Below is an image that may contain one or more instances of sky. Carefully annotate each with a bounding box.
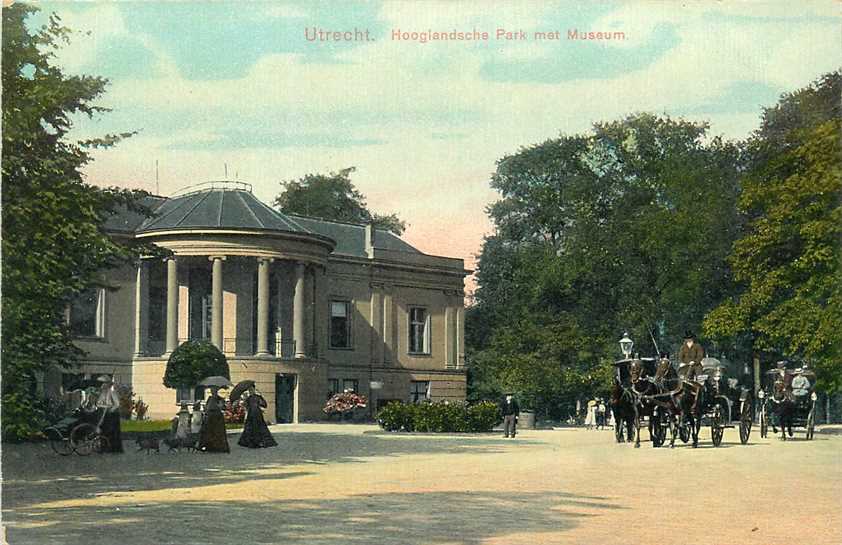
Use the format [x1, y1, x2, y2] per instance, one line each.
[33, 0, 841, 296]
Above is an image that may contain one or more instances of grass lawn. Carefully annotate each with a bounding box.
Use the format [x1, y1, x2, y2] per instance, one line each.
[121, 419, 243, 433]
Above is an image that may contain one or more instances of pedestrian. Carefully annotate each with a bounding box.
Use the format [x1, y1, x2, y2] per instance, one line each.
[198, 386, 229, 453]
[174, 403, 191, 440]
[237, 386, 277, 448]
[597, 398, 607, 430]
[500, 393, 519, 438]
[190, 400, 204, 437]
[96, 375, 123, 453]
[585, 398, 597, 430]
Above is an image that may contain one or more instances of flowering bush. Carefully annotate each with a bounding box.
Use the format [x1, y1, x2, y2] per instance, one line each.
[377, 400, 500, 433]
[323, 392, 368, 414]
[116, 384, 135, 419]
[133, 398, 149, 420]
[223, 400, 246, 423]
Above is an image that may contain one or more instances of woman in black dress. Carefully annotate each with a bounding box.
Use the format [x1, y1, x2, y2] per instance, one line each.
[238, 386, 277, 448]
[96, 376, 123, 453]
[198, 386, 229, 453]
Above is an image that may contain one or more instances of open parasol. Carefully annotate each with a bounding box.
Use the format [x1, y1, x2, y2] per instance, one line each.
[198, 375, 232, 388]
[229, 379, 256, 402]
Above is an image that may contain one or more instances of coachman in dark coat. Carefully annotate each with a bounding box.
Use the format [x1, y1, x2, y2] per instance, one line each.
[678, 331, 705, 381]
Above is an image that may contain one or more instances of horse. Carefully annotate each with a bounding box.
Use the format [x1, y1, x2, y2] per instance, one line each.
[771, 378, 795, 440]
[675, 364, 704, 448]
[610, 381, 636, 443]
[629, 358, 678, 448]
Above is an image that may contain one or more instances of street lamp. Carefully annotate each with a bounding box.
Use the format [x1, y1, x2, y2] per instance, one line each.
[619, 332, 634, 358]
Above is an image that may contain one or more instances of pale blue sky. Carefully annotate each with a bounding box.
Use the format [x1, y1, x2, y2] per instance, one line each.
[31, 1, 842, 286]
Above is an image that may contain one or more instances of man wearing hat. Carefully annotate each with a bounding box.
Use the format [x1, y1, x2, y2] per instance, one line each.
[678, 331, 705, 382]
[500, 393, 520, 438]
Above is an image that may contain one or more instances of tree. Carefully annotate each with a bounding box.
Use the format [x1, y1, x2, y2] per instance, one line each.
[1, 5, 151, 440]
[163, 341, 230, 390]
[469, 114, 742, 417]
[704, 71, 842, 393]
[274, 166, 407, 234]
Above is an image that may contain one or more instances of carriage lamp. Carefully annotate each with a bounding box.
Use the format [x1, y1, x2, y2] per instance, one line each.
[811, 392, 818, 401]
[758, 389, 765, 399]
[619, 332, 634, 358]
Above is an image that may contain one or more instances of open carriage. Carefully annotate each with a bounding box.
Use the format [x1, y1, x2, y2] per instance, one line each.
[758, 364, 817, 440]
[691, 358, 754, 447]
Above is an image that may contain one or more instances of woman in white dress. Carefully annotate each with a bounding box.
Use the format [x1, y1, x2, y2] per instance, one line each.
[584, 398, 597, 430]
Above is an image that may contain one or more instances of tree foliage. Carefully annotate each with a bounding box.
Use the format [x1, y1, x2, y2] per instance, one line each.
[273, 166, 407, 234]
[1, 5, 152, 440]
[163, 341, 230, 389]
[469, 113, 742, 417]
[704, 71, 842, 393]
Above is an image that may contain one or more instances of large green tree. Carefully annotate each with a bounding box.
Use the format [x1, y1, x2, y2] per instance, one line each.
[2, 5, 151, 440]
[704, 71, 842, 393]
[469, 114, 742, 416]
[273, 166, 407, 234]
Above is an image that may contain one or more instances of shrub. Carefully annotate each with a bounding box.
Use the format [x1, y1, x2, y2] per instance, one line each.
[116, 384, 134, 419]
[377, 400, 501, 433]
[163, 340, 229, 390]
[133, 398, 149, 420]
[2, 392, 47, 442]
[223, 400, 245, 424]
[323, 392, 368, 414]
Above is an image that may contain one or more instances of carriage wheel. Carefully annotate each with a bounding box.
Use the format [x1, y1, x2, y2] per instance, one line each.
[92, 435, 110, 454]
[69, 423, 98, 456]
[739, 401, 752, 445]
[711, 405, 724, 447]
[760, 405, 768, 439]
[806, 402, 816, 440]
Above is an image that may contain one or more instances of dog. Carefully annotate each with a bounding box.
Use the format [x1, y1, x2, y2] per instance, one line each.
[163, 435, 199, 453]
[135, 436, 160, 454]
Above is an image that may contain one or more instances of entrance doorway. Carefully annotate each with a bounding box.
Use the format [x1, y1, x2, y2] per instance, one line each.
[275, 374, 296, 423]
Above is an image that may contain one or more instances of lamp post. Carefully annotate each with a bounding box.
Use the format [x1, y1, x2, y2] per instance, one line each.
[619, 332, 634, 358]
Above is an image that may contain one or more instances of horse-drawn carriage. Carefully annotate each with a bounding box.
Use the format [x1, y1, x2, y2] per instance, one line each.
[758, 364, 817, 440]
[611, 355, 752, 448]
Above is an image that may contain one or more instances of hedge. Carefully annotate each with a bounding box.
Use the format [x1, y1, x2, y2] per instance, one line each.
[377, 400, 500, 433]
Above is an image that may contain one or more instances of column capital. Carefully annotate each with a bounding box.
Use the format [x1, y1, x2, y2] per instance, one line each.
[208, 255, 227, 262]
[256, 256, 275, 264]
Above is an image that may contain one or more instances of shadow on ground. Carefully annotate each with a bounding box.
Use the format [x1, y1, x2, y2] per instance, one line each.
[4, 489, 620, 545]
[2, 430, 539, 510]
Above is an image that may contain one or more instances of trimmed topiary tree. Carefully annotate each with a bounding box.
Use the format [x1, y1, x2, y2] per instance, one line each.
[163, 340, 229, 390]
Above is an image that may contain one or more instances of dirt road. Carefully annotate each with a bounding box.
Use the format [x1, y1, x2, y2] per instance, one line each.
[2, 424, 839, 544]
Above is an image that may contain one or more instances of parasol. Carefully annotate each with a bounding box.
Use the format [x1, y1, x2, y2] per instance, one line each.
[229, 379, 256, 402]
[198, 375, 232, 388]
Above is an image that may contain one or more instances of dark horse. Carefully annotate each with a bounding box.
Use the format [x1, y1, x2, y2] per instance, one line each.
[771, 378, 796, 440]
[610, 362, 636, 443]
[675, 364, 705, 447]
[629, 358, 685, 448]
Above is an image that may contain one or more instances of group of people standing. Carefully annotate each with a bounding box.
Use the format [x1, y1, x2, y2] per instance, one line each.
[583, 398, 610, 430]
[176, 384, 278, 453]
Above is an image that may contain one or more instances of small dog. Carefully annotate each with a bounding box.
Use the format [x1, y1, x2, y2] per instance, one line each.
[135, 437, 160, 454]
[163, 435, 199, 453]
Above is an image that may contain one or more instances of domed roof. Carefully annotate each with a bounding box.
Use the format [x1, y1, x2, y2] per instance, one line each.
[137, 183, 317, 237]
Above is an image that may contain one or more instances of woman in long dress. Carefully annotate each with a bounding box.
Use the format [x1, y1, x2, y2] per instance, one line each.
[198, 387, 229, 453]
[238, 386, 277, 448]
[584, 398, 597, 430]
[96, 376, 123, 453]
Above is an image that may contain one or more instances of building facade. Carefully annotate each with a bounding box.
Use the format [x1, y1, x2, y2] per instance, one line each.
[59, 182, 469, 422]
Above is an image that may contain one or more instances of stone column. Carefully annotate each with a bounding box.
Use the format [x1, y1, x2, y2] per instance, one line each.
[310, 266, 320, 359]
[370, 284, 383, 364]
[210, 256, 225, 350]
[444, 305, 455, 368]
[256, 257, 273, 356]
[165, 257, 179, 353]
[383, 286, 394, 364]
[133, 261, 149, 356]
[293, 262, 306, 358]
[456, 304, 465, 368]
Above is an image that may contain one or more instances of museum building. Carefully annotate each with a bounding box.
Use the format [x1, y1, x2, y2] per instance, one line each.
[60, 182, 469, 422]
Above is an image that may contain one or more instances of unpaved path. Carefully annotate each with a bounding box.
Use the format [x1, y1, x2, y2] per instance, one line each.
[2, 424, 840, 544]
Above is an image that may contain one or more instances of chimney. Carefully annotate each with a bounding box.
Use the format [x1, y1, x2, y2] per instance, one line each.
[365, 223, 375, 258]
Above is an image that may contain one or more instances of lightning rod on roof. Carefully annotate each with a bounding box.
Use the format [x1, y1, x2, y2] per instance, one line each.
[224, 163, 228, 178]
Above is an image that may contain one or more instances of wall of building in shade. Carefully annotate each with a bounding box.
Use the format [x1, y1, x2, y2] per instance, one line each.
[49, 185, 470, 423]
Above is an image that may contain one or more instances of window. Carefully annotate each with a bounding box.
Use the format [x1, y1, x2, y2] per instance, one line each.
[70, 287, 105, 338]
[408, 307, 430, 354]
[330, 300, 352, 349]
[328, 379, 340, 398]
[410, 381, 430, 403]
[342, 379, 359, 393]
